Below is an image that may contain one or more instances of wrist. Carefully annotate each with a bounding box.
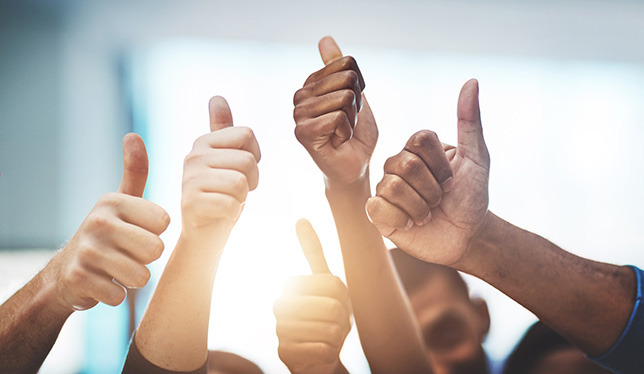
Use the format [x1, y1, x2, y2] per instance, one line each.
[324, 168, 370, 193]
[454, 211, 503, 275]
[37, 258, 77, 316]
[177, 228, 229, 258]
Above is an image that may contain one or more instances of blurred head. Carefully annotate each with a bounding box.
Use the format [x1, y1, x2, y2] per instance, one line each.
[390, 248, 490, 374]
[208, 350, 263, 374]
[503, 322, 612, 374]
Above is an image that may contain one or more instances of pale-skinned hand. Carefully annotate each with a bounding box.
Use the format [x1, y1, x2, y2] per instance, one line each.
[49, 133, 170, 311]
[181, 96, 261, 244]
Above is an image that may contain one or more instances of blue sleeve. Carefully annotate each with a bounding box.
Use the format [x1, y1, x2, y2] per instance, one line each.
[589, 265, 644, 374]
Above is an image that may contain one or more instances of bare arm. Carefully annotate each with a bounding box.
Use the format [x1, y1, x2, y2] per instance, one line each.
[293, 36, 431, 373]
[367, 79, 635, 357]
[462, 212, 634, 356]
[0, 134, 169, 373]
[125, 97, 261, 372]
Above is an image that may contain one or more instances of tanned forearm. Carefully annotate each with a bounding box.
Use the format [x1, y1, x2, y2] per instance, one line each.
[459, 212, 636, 356]
[0, 266, 72, 374]
[326, 175, 431, 374]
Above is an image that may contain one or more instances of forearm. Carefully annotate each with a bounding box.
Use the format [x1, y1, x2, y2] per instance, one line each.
[0, 265, 72, 374]
[131, 231, 227, 372]
[325, 175, 431, 374]
[460, 212, 635, 356]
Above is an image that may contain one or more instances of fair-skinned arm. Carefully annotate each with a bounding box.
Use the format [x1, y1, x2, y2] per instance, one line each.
[124, 96, 261, 372]
[293, 36, 431, 374]
[0, 134, 170, 374]
[366, 79, 635, 357]
[274, 219, 350, 374]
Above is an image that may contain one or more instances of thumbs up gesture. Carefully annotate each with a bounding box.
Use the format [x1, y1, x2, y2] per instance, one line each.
[180, 96, 261, 246]
[273, 219, 351, 374]
[293, 36, 378, 189]
[366, 80, 491, 267]
[48, 133, 170, 311]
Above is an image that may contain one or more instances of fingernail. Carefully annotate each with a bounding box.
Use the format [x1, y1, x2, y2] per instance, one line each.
[421, 212, 432, 226]
[405, 218, 414, 230]
[441, 177, 454, 192]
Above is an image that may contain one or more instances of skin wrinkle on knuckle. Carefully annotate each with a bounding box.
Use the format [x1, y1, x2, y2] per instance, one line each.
[399, 154, 421, 176]
[410, 130, 438, 149]
[339, 90, 356, 108]
[86, 212, 114, 233]
[146, 236, 164, 262]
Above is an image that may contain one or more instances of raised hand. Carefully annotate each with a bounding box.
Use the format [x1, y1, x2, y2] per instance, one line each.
[293, 36, 378, 188]
[180, 96, 261, 246]
[274, 219, 351, 374]
[50, 133, 170, 311]
[366, 79, 490, 266]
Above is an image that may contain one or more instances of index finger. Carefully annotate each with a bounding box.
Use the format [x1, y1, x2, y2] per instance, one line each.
[296, 219, 331, 274]
[404, 130, 454, 192]
[304, 56, 365, 92]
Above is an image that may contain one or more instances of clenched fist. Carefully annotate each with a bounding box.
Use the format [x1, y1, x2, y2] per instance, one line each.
[274, 220, 350, 374]
[366, 79, 490, 266]
[48, 133, 170, 311]
[181, 96, 261, 245]
[293, 36, 378, 188]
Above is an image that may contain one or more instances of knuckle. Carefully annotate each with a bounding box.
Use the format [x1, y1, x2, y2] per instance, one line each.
[107, 286, 126, 306]
[183, 150, 202, 167]
[331, 111, 348, 127]
[383, 175, 405, 195]
[86, 212, 114, 232]
[77, 244, 99, 265]
[67, 266, 88, 286]
[340, 70, 359, 87]
[277, 345, 291, 364]
[327, 323, 344, 342]
[232, 173, 250, 196]
[314, 343, 336, 362]
[147, 236, 165, 262]
[325, 299, 344, 319]
[242, 152, 257, 171]
[340, 56, 357, 70]
[293, 87, 309, 105]
[339, 89, 356, 106]
[304, 71, 319, 86]
[222, 196, 241, 220]
[97, 192, 121, 208]
[191, 135, 207, 151]
[410, 130, 438, 148]
[399, 154, 423, 175]
[237, 127, 255, 144]
[133, 266, 151, 288]
[293, 105, 305, 122]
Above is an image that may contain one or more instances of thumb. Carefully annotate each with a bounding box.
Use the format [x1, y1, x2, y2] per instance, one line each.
[318, 36, 343, 66]
[209, 96, 234, 132]
[457, 79, 489, 164]
[117, 133, 148, 197]
[296, 219, 331, 274]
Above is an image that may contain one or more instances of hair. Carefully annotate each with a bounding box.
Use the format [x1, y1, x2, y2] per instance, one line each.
[389, 247, 469, 298]
[503, 322, 573, 374]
